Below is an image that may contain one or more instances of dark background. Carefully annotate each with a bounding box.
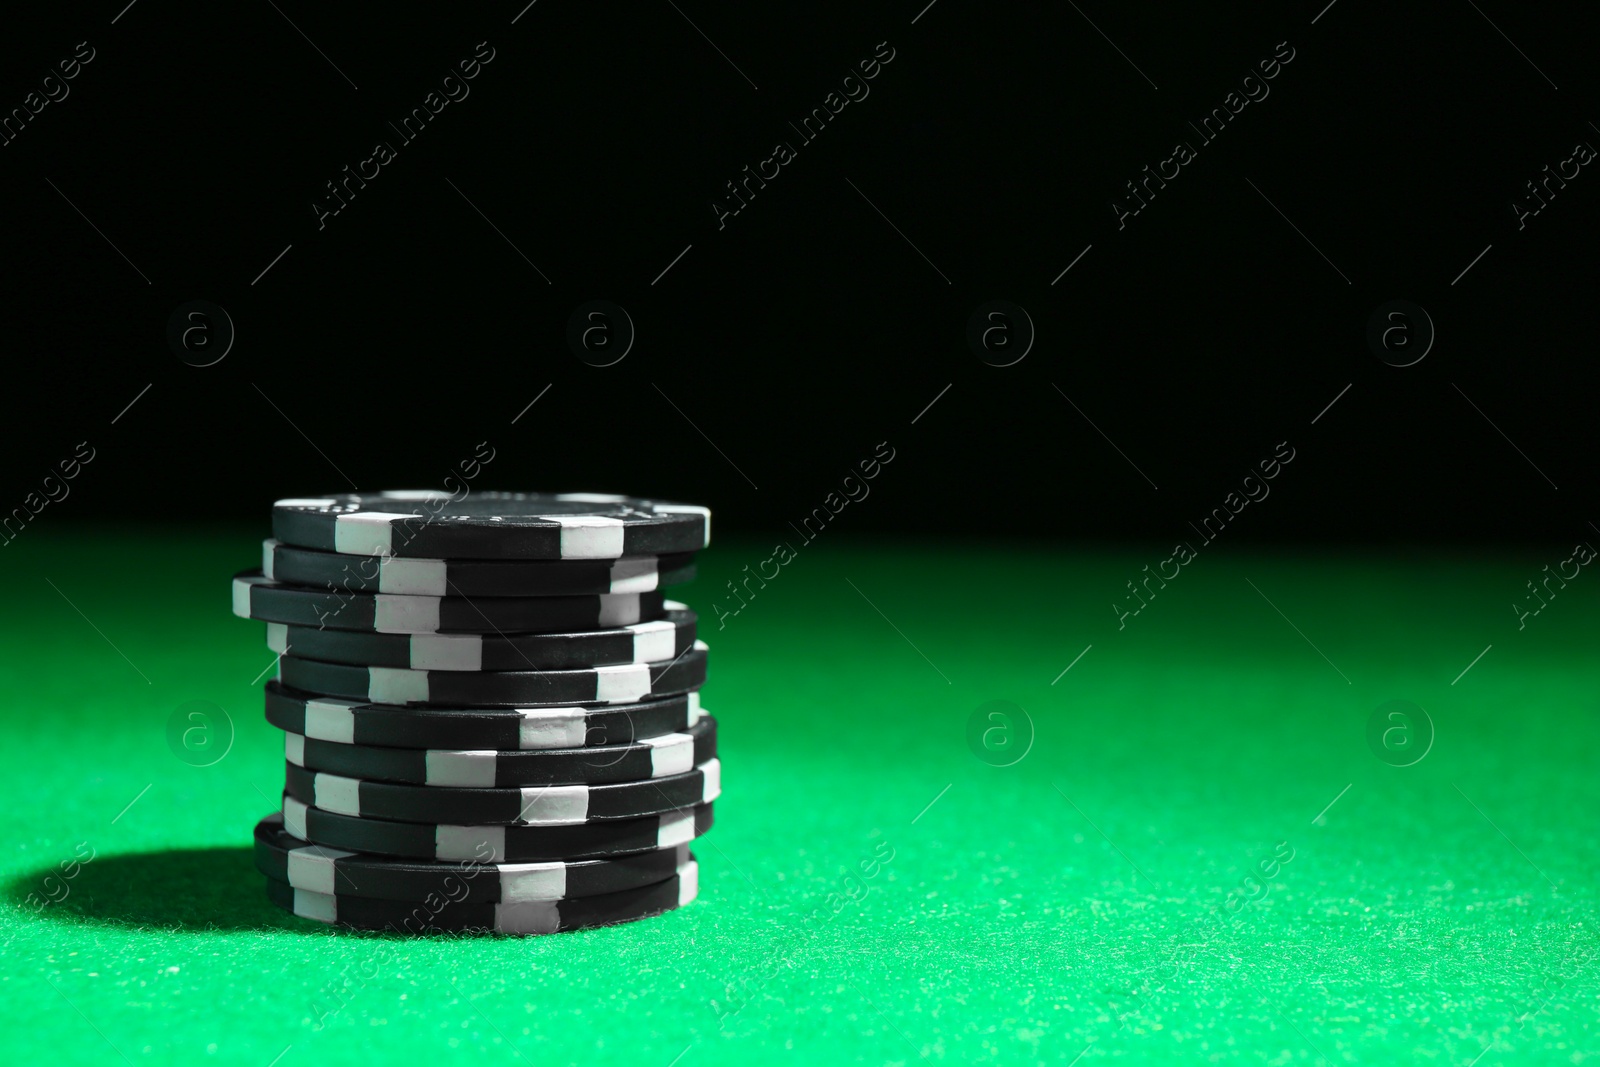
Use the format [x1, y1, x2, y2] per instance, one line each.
[2, 1, 1594, 545]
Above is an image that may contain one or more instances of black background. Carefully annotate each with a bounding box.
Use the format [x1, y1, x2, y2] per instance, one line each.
[2, 1, 1595, 545]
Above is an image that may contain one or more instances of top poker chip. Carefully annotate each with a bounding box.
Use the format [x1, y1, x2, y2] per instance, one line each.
[272, 492, 711, 560]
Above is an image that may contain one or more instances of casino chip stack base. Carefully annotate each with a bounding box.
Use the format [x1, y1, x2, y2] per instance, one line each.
[230, 491, 717, 935]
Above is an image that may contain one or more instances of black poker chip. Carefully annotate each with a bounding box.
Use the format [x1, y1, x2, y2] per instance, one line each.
[275, 643, 707, 706]
[282, 756, 721, 826]
[263, 681, 701, 751]
[232, 571, 665, 634]
[271, 492, 710, 560]
[262, 539, 697, 596]
[253, 813, 689, 904]
[281, 794, 715, 862]
[263, 857, 698, 933]
[284, 715, 717, 788]
[264, 608, 697, 671]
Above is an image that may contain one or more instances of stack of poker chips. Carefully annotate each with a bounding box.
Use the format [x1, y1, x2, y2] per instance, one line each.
[230, 491, 717, 935]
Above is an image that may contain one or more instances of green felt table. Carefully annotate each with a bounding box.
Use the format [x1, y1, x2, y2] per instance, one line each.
[4, 527, 1596, 1065]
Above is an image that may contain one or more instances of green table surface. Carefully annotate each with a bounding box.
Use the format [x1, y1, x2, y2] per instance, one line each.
[3, 527, 1596, 1066]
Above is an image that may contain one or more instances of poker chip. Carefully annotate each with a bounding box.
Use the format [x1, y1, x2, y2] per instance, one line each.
[233, 572, 665, 634]
[284, 715, 717, 787]
[254, 814, 689, 904]
[231, 488, 716, 935]
[281, 795, 715, 862]
[262, 540, 697, 596]
[271, 492, 710, 560]
[275, 642, 707, 705]
[263, 682, 703, 750]
[264, 608, 697, 671]
[263, 856, 699, 933]
[283, 757, 721, 825]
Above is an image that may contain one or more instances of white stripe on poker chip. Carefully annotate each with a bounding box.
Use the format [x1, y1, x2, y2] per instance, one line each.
[425, 750, 498, 788]
[518, 708, 588, 749]
[626, 619, 676, 663]
[607, 557, 658, 593]
[596, 592, 642, 628]
[286, 842, 356, 895]
[274, 497, 338, 508]
[655, 503, 711, 547]
[231, 576, 254, 618]
[262, 539, 278, 579]
[701, 758, 722, 802]
[643, 732, 693, 777]
[677, 858, 700, 906]
[496, 862, 568, 903]
[663, 599, 686, 611]
[692, 638, 708, 652]
[266, 622, 289, 654]
[436, 824, 505, 862]
[550, 515, 625, 559]
[517, 784, 590, 825]
[284, 733, 306, 766]
[555, 492, 629, 504]
[493, 900, 563, 934]
[688, 690, 701, 715]
[372, 593, 442, 633]
[283, 795, 311, 839]
[377, 556, 448, 596]
[313, 771, 362, 816]
[594, 663, 651, 703]
[293, 886, 338, 923]
[368, 666, 430, 704]
[304, 697, 358, 743]
[657, 809, 696, 848]
[408, 634, 483, 671]
[333, 512, 412, 556]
